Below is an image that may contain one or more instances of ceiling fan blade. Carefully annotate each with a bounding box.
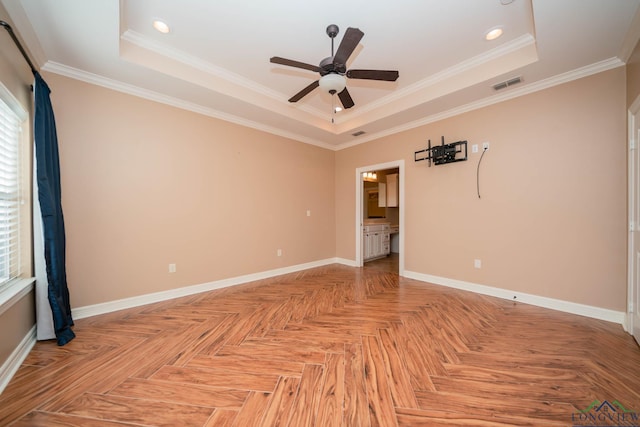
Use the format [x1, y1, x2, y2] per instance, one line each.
[271, 56, 321, 73]
[337, 87, 355, 109]
[346, 69, 399, 81]
[333, 27, 364, 68]
[288, 80, 320, 102]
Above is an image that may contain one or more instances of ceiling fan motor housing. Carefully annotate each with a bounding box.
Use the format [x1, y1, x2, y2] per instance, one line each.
[319, 56, 346, 76]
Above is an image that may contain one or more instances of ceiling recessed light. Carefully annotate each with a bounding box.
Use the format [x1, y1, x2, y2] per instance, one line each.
[485, 27, 503, 41]
[153, 20, 170, 34]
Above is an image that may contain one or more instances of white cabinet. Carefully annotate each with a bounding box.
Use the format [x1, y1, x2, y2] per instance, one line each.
[363, 223, 390, 261]
[386, 173, 398, 207]
[378, 183, 386, 208]
[363, 232, 377, 260]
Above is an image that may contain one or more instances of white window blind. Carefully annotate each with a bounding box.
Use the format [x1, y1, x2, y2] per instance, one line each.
[0, 97, 21, 285]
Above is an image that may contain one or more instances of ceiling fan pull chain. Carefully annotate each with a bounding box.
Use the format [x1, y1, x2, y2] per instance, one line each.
[331, 97, 335, 124]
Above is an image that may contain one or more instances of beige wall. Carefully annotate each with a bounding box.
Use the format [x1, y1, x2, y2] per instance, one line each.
[0, 6, 35, 369]
[44, 72, 336, 308]
[0, 296, 35, 365]
[628, 39, 640, 107]
[336, 67, 627, 311]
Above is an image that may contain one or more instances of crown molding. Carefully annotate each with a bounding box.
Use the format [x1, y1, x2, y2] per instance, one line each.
[120, 30, 328, 122]
[41, 53, 623, 154]
[120, 29, 540, 138]
[121, 31, 281, 102]
[334, 57, 624, 150]
[41, 61, 334, 150]
[343, 34, 537, 122]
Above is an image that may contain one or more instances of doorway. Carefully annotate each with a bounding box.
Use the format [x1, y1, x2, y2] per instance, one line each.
[355, 160, 405, 275]
[628, 98, 640, 343]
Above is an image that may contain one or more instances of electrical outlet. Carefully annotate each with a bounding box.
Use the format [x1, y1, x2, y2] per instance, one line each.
[169, 263, 176, 273]
[474, 259, 482, 269]
[472, 144, 478, 153]
[306, 210, 311, 217]
[277, 249, 282, 257]
[482, 142, 490, 150]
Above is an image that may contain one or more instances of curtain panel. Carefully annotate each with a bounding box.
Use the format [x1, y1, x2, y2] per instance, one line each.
[33, 72, 74, 346]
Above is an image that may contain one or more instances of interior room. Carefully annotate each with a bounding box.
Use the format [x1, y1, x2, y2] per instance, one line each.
[362, 167, 400, 270]
[0, 0, 639, 425]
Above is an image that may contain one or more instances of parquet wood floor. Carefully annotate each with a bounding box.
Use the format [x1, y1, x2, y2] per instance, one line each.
[1, 258, 639, 426]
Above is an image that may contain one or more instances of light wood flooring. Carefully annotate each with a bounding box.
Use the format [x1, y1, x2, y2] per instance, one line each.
[1, 258, 639, 426]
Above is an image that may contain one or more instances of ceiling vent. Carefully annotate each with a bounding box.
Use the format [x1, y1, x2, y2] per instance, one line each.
[352, 131, 366, 137]
[492, 76, 522, 91]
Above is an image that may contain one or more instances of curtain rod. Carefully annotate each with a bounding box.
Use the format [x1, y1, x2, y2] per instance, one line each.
[0, 20, 37, 74]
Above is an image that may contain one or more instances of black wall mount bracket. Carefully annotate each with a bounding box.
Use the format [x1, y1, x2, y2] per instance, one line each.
[415, 136, 468, 167]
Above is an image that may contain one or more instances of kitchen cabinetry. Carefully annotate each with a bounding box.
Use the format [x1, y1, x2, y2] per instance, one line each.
[386, 173, 398, 207]
[363, 223, 390, 261]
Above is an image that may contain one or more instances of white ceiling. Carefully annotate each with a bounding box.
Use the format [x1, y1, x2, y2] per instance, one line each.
[3, 0, 640, 149]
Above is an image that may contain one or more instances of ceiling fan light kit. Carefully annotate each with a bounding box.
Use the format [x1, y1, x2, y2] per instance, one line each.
[319, 73, 346, 94]
[270, 24, 399, 110]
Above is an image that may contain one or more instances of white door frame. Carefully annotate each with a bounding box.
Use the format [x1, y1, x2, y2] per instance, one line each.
[628, 95, 640, 337]
[355, 159, 405, 274]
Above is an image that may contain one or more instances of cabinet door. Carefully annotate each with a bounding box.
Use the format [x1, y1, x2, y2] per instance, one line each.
[378, 183, 387, 207]
[364, 232, 373, 260]
[372, 232, 382, 257]
[364, 230, 389, 259]
[386, 173, 398, 207]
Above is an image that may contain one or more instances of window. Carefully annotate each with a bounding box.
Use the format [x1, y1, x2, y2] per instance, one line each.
[0, 93, 22, 285]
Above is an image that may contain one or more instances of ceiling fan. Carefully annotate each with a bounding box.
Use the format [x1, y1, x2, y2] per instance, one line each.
[270, 24, 399, 109]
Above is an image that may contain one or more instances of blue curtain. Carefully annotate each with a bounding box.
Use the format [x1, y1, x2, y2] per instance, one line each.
[33, 72, 75, 346]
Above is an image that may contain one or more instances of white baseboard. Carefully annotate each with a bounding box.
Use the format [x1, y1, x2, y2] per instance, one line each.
[0, 325, 35, 395]
[334, 257, 357, 267]
[403, 270, 626, 326]
[73, 258, 341, 320]
[74, 260, 627, 327]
